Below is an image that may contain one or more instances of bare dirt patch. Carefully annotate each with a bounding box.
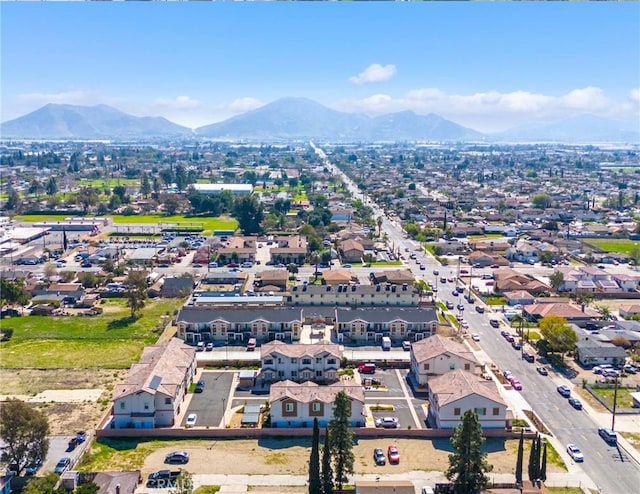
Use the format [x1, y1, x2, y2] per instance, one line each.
[0, 368, 126, 395]
[32, 401, 107, 435]
[139, 437, 563, 477]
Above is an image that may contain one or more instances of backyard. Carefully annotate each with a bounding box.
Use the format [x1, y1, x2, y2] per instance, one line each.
[0, 298, 184, 368]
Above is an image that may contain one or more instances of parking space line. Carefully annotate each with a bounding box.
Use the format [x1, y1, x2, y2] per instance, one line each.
[395, 369, 423, 429]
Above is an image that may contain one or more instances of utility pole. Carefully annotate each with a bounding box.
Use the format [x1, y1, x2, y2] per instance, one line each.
[611, 376, 619, 431]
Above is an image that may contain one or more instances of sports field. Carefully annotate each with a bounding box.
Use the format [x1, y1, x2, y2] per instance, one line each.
[583, 238, 640, 255]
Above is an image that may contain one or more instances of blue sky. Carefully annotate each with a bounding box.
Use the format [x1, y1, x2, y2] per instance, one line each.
[2, 2, 639, 132]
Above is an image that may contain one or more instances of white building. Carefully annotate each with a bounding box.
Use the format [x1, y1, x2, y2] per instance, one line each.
[260, 341, 342, 383]
[111, 338, 197, 429]
[192, 183, 253, 195]
[410, 334, 480, 387]
[427, 370, 509, 429]
[269, 380, 365, 428]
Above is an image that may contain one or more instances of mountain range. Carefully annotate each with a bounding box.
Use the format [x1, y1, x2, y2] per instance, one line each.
[1, 98, 638, 143]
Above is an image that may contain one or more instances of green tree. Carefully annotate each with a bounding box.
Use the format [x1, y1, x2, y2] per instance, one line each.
[140, 171, 152, 198]
[549, 271, 564, 292]
[539, 316, 578, 359]
[169, 470, 193, 494]
[0, 399, 49, 475]
[308, 418, 321, 494]
[46, 176, 58, 196]
[539, 442, 547, 483]
[5, 186, 21, 211]
[310, 251, 322, 281]
[528, 434, 541, 483]
[22, 473, 65, 494]
[78, 186, 99, 213]
[574, 292, 593, 312]
[328, 391, 355, 491]
[125, 270, 147, 318]
[628, 247, 640, 267]
[321, 427, 333, 494]
[446, 409, 492, 494]
[0, 278, 30, 310]
[515, 429, 524, 487]
[75, 484, 99, 494]
[531, 193, 552, 209]
[233, 195, 264, 235]
[595, 305, 612, 320]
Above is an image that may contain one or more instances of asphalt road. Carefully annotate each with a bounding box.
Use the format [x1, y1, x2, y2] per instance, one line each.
[315, 144, 640, 494]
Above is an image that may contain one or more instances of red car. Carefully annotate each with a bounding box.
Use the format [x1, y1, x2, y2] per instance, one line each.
[387, 445, 400, 464]
[511, 379, 523, 391]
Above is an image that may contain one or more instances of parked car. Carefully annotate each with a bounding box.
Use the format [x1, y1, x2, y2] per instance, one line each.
[387, 444, 400, 464]
[557, 385, 571, 398]
[185, 413, 197, 428]
[196, 342, 204, 352]
[623, 364, 637, 374]
[598, 427, 618, 444]
[421, 487, 435, 494]
[536, 366, 548, 376]
[568, 398, 583, 410]
[504, 334, 515, 343]
[511, 379, 523, 391]
[358, 363, 376, 374]
[375, 417, 399, 429]
[471, 333, 480, 341]
[247, 338, 257, 351]
[373, 448, 386, 465]
[511, 341, 522, 350]
[489, 319, 500, 328]
[402, 341, 411, 351]
[522, 352, 535, 363]
[25, 459, 42, 475]
[54, 457, 71, 474]
[195, 380, 204, 393]
[456, 303, 464, 311]
[205, 342, 214, 351]
[446, 301, 454, 310]
[475, 305, 485, 314]
[566, 444, 584, 462]
[165, 451, 190, 464]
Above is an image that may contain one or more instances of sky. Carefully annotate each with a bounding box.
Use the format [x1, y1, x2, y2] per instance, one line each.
[1, 2, 639, 133]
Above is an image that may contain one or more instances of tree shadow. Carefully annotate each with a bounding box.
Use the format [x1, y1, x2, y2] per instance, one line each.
[107, 316, 136, 330]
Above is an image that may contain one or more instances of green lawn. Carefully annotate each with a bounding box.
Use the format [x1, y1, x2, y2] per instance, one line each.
[110, 214, 238, 233]
[589, 386, 636, 408]
[0, 299, 183, 368]
[583, 238, 640, 255]
[15, 213, 82, 222]
[78, 178, 140, 187]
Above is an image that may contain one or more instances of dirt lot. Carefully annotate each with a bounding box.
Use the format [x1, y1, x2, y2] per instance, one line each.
[135, 437, 563, 477]
[0, 368, 126, 434]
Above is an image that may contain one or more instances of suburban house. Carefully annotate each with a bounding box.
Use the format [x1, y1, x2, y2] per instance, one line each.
[175, 307, 304, 343]
[288, 283, 420, 307]
[427, 369, 509, 429]
[321, 268, 358, 285]
[259, 341, 342, 383]
[269, 380, 365, 427]
[370, 269, 416, 286]
[111, 338, 197, 429]
[523, 302, 597, 323]
[31, 282, 86, 306]
[92, 471, 142, 494]
[619, 304, 640, 318]
[554, 266, 639, 294]
[410, 334, 480, 388]
[160, 276, 194, 298]
[503, 290, 536, 306]
[335, 307, 438, 343]
[254, 269, 289, 292]
[574, 338, 628, 367]
[340, 239, 365, 263]
[269, 235, 308, 265]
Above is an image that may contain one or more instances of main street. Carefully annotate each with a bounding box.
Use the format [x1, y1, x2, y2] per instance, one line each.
[313, 143, 640, 494]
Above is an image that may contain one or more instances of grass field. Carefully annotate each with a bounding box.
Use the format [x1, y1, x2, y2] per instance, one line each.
[110, 214, 238, 233]
[589, 386, 637, 408]
[78, 178, 140, 187]
[15, 213, 82, 222]
[583, 238, 640, 255]
[0, 299, 183, 368]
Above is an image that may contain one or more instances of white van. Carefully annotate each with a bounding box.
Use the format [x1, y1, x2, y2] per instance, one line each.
[381, 336, 391, 351]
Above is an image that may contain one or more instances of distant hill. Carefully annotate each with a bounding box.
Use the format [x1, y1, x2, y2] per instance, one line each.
[196, 97, 482, 141]
[0, 103, 192, 139]
[493, 114, 640, 143]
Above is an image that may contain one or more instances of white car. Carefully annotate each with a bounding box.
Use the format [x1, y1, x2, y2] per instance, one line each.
[185, 413, 197, 428]
[471, 333, 480, 341]
[460, 320, 469, 328]
[566, 444, 584, 462]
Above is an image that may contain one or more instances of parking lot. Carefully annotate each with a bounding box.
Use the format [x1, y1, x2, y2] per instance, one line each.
[183, 368, 429, 430]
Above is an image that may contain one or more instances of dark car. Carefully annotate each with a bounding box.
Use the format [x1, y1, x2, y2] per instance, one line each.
[25, 459, 42, 475]
[522, 352, 535, 363]
[165, 451, 190, 464]
[67, 437, 79, 451]
[568, 397, 583, 410]
[76, 431, 87, 443]
[536, 366, 548, 376]
[557, 385, 571, 398]
[489, 319, 500, 328]
[373, 448, 386, 466]
[598, 427, 618, 444]
[195, 380, 204, 393]
[511, 341, 521, 350]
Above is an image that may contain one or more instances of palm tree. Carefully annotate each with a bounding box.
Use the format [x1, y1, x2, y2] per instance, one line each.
[574, 292, 594, 313]
[310, 250, 321, 281]
[377, 216, 383, 238]
[595, 305, 612, 320]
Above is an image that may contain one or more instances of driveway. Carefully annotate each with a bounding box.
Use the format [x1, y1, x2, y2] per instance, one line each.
[184, 371, 234, 428]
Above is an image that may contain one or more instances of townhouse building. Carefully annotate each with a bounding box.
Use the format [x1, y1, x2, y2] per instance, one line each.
[259, 341, 342, 383]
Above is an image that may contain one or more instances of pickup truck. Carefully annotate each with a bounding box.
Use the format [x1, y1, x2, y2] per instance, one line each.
[148, 470, 181, 487]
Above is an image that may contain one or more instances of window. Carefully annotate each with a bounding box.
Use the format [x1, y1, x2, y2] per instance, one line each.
[315, 370, 322, 377]
[312, 402, 321, 412]
[316, 357, 322, 363]
[476, 407, 486, 416]
[144, 402, 149, 410]
[424, 363, 430, 370]
[278, 370, 285, 378]
[165, 397, 171, 405]
[464, 363, 470, 370]
[449, 363, 455, 370]
[302, 358, 311, 365]
[278, 358, 283, 364]
[264, 359, 273, 365]
[291, 358, 297, 364]
[454, 408, 461, 416]
[119, 402, 125, 410]
[285, 403, 294, 413]
[291, 370, 298, 378]
[493, 407, 500, 416]
[327, 358, 336, 364]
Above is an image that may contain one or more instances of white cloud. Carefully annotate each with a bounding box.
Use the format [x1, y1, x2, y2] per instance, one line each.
[333, 86, 639, 132]
[16, 90, 107, 107]
[348, 64, 396, 85]
[227, 97, 263, 113]
[153, 95, 201, 110]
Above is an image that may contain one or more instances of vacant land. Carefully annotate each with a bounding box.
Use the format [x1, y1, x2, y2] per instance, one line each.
[583, 238, 640, 255]
[79, 437, 565, 477]
[0, 298, 183, 368]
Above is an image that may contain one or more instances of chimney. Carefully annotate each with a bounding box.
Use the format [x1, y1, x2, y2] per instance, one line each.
[116, 484, 120, 494]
